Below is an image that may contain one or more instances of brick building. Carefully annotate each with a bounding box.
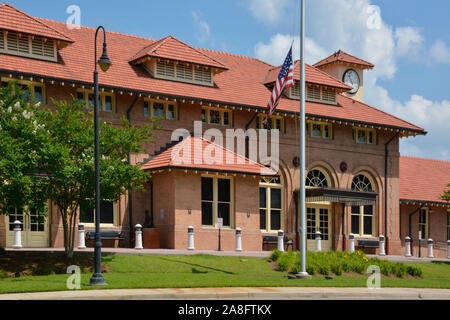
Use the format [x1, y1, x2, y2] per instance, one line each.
[0, 3, 448, 256]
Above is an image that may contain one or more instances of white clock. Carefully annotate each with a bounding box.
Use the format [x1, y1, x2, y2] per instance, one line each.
[343, 69, 360, 94]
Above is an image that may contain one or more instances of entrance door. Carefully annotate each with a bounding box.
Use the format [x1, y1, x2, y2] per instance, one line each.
[306, 205, 332, 251]
[6, 208, 49, 248]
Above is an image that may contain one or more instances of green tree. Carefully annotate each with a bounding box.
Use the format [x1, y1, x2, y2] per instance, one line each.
[0, 82, 50, 216]
[42, 99, 158, 257]
[441, 183, 450, 202]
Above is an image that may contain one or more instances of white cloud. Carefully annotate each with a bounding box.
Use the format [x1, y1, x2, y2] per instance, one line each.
[254, 34, 327, 66]
[430, 40, 450, 64]
[395, 27, 424, 58]
[250, 0, 450, 160]
[248, 0, 293, 25]
[192, 11, 211, 44]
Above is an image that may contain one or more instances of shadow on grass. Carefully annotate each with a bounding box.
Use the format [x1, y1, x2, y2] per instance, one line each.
[157, 257, 235, 275]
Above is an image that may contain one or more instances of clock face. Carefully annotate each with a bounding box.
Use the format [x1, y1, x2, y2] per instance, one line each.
[343, 69, 360, 94]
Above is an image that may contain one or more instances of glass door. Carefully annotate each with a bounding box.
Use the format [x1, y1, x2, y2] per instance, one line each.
[306, 205, 332, 251]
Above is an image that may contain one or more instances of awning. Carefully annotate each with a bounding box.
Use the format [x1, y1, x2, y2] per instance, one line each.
[295, 187, 378, 206]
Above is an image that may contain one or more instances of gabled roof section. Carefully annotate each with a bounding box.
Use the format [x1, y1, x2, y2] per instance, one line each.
[130, 35, 227, 70]
[141, 136, 276, 176]
[264, 60, 352, 91]
[400, 156, 450, 205]
[314, 50, 374, 69]
[0, 3, 73, 43]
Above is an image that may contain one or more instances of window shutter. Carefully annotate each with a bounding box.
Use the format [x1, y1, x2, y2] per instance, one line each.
[176, 63, 193, 80]
[18, 35, 29, 54]
[43, 40, 55, 58]
[322, 87, 336, 103]
[307, 86, 321, 100]
[194, 67, 212, 84]
[291, 83, 300, 98]
[156, 61, 175, 77]
[7, 32, 19, 52]
[0, 32, 4, 50]
[31, 38, 44, 56]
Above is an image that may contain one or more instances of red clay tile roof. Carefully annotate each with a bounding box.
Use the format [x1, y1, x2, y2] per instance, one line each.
[0, 4, 424, 134]
[264, 60, 352, 90]
[314, 50, 374, 69]
[400, 156, 450, 204]
[141, 136, 276, 176]
[0, 3, 73, 43]
[130, 35, 227, 70]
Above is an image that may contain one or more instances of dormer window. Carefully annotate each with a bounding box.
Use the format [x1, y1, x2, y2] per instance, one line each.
[0, 31, 57, 62]
[287, 82, 337, 105]
[152, 60, 213, 86]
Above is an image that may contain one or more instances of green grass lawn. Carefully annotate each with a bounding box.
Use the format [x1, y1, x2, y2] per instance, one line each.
[0, 254, 449, 294]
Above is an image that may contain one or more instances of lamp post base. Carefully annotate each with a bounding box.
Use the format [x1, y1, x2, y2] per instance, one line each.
[89, 273, 107, 286]
[295, 272, 312, 280]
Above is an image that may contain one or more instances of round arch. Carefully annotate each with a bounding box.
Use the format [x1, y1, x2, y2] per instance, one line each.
[306, 167, 332, 188]
[307, 160, 338, 188]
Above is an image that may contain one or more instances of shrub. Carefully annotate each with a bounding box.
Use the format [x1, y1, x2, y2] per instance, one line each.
[269, 250, 283, 262]
[277, 251, 295, 272]
[393, 263, 407, 278]
[407, 265, 423, 277]
[32, 268, 52, 276]
[0, 269, 8, 279]
[318, 264, 330, 276]
[380, 262, 392, 276]
[306, 265, 315, 276]
[331, 263, 343, 276]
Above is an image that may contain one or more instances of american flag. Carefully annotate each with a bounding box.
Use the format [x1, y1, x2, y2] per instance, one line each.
[263, 45, 295, 126]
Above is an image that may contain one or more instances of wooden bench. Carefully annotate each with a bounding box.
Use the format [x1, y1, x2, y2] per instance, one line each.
[357, 240, 379, 250]
[85, 230, 124, 247]
[263, 236, 294, 251]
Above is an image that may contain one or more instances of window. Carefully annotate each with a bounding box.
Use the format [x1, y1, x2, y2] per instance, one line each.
[353, 127, 377, 145]
[202, 107, 232, 126]
[0, 31, 57, 62]
[77, 89, 116, 112]
[201, 176, 233, 228]
[260, 173, 283, 232]
[80, 201, 117, 225]
[145, 99, 178, 120]
[256, 115, 285, 133]
[292, 85, 337, 104]
[306, 169, 329, 188]
[154, 60, 213, 86]
[419, 208, 428, 240]
[351, 174, 375, 236]
[307, 207, 330, 241]
[1, 78, 45, 103]
[306, 121, 332, 139]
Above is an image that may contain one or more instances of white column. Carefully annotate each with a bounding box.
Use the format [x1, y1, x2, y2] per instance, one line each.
[427, 238, 434, 258]
[235, 228, 242, 252]
[379, 235, 386, 256]
[12, 220, 22, 249]
[135, 224, 143, 250]
[277, 230, 284, 252]
[447, 240, 450, 259]
[405, 236, 412, 257]
[349, 233, 355, 253]
[187, 226, 195, 250]
[315, 231, 322, 252]
[77, 224, 86, 249]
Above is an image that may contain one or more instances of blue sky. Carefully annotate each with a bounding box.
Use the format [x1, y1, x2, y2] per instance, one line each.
[7, 0, 450, 160]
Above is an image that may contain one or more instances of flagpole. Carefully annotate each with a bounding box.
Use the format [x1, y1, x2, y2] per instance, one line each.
[296, 0, 311, 279]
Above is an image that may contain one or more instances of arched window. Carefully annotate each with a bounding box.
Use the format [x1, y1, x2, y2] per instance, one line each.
[260, 169, 283, 232]
[306, 169, 329, 188]
[351, 174, 375, 236]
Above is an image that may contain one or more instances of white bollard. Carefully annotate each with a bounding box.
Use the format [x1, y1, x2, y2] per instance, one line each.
[277, 230, 284, 252]
[77, 224, 86, 249]
[315, 231, 322, 252]
[349, 233, 355, 253]
[187, 226, 195, 250]
[12, 220, 22, 249]
[135, 224, 143, 250]
[405, 236, 412, 257]
[448, 240, 450, 259]
[235, 228, 242, 252]
[427, 238, 434, 258]
[379, 235, 386, 256]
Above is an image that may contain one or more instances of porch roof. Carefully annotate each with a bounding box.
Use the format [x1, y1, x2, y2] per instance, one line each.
[300, 187, 378, 206]
[141, 136, 277, 176]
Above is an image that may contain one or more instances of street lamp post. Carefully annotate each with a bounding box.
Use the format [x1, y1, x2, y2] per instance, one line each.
[89, 26, 112, 286]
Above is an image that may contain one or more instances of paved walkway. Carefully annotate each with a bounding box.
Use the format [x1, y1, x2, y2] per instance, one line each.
[1, 287, 449, 300]
[5, 248, 449, 262]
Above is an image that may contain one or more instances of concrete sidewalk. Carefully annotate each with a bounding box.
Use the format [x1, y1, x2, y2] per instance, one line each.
[1, 287, 450, 300]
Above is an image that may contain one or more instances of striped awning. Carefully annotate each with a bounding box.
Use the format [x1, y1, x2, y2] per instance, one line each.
[300, 187, 378, 206]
